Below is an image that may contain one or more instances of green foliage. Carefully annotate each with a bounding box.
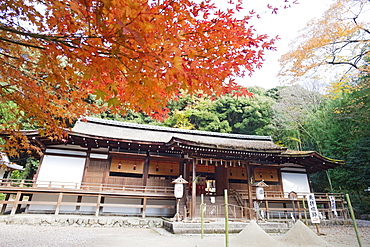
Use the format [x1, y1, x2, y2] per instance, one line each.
[23, 157, 39, 180]
[9, 170, 23, 180]
[164, 94, 274, 135]
[95, 110, 161, 125]
[331, 138, 370, 192]
[7, 157, 39, 180]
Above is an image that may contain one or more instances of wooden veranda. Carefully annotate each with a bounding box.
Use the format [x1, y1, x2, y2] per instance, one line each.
[0, 179, 349, 222]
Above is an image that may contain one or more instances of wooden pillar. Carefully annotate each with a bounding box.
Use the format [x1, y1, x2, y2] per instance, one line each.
[142, 151, 150, 187]
[95, 194, 102, 217]
[182, 160, 189, 219]
[266, 200, 270, 220]
[297, 200, 302, 220]
[142, 197, 147, 218]
[102, 158, 110, 185]
[76, 196, 82, 212]
[1, 193, 10, 214]
[10, 191, 22, 216]
[33, 154, 45, 182]
[55, 192, 64, 215]
[81, 148, 91, 185]
[184, 160, 190, 182]
[180, 160, 185, 177]
[140, 152, 150, 217]
[246, 162, 254, 219]
[306, 173, 313, 192]
[191, 158, 196, 220]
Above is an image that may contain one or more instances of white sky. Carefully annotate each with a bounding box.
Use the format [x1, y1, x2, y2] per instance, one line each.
[216, 0, 333, 89]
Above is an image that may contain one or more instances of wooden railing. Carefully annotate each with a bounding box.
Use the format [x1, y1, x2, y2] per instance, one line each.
[235, 189, 345, 201]
[0, 179, 176, 217]
[0, 179, 348, 220]
[0, 179, 174, 195]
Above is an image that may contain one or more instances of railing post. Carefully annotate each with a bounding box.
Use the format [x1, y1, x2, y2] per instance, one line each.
[95, 194, 102, 217]
[55, 192, 63, 216]
[10, 191, 21, 216]
[142, 197, 147, 218]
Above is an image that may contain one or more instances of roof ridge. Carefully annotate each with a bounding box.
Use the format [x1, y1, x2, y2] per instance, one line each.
[82, 117, 272, 141]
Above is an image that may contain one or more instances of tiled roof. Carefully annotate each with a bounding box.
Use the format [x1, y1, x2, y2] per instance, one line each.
[81, 117, 272, 140]
[71, 117, 285, 152]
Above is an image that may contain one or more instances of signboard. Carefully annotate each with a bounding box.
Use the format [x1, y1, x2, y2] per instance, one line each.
[329, 195, 338, 217]
[306, 193, 320, 224]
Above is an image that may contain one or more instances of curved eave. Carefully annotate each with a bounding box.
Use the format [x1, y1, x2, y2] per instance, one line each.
[167, 137, 286, 153]
[280, 150, 344, 174]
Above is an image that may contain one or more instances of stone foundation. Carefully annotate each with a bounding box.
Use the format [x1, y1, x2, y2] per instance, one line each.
[0, 214, 163, 228]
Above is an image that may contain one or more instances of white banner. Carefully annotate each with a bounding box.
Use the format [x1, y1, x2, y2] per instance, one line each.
[306, 193, 320, 224]
[329, 195, 338, 217]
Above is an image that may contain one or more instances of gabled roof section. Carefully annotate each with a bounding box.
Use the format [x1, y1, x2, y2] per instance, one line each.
[77, 117, 273, 141]
[70, 117, 286, 152]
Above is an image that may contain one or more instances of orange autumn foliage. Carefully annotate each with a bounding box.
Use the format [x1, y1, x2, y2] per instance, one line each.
[279, 0, 370, 86]
[0, 0, 278, 154]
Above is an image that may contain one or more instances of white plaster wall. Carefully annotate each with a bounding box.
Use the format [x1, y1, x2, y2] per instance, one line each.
[102, 198, 142, 215]
[145, 199, 175, 216]
[79, 196, 99, 212]
[36, 155, 86, 188]
[281, 172, 311, 197]
[28, 194, 59, 211]
[59, 195, 78, 212]
[27, 194, 78, 212]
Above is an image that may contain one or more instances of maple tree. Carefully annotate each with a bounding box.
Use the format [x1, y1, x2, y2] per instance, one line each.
[0, 0, 281, 154]
[278, 0, 370, 86]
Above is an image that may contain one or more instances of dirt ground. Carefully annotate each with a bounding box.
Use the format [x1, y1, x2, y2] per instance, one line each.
[0, 222, 369, 247]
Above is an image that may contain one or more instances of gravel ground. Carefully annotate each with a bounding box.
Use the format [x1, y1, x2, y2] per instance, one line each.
[0, 221, 369, 247]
